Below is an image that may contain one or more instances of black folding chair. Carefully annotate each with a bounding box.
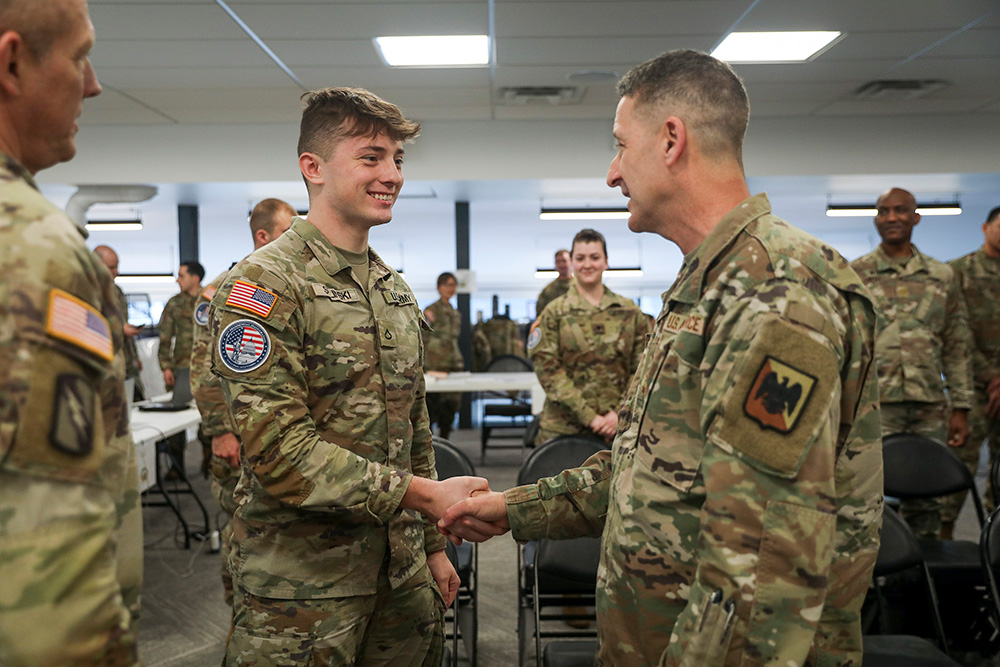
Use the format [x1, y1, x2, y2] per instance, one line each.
[863, 507, 959, 666]
[532, 536, 601, 666]
[515, 434, 605, 666]
[479, 354, 534, 458]
[980, 507, 1000, 642]
[432, 437, 478, 666]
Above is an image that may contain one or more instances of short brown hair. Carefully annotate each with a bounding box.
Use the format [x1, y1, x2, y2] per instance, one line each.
[297, 87, 420, 160]
[0, 0, 73, 59]
[437, 272, 457, 287]
[249, 198, 296, 238]
[618, 49, 749, 165]
[571, 228, 607, 259]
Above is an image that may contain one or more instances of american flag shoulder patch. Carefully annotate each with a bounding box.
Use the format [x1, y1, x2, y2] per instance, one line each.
[225, 280, 278, 318]
[45, 289, 114, 361]
[202, 285, 217, 301]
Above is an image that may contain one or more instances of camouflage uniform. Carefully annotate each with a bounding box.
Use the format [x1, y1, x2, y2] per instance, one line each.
[851, 244, 974, 538]
[504, 194, 882, 666]
[0, 154, 142, 665]
[115, 284, 141, 387]
[190, 270, 239, 606]
[471, 324, 491, 371]
[211, 218, 445, 665]
[422, 298, 464, 439]
[478, 316, 523, 363]
[527, 284, 649, 444]
[950, 247, 1000, 510]
[536, 276, 572, 317]
[157, 289, 196, 374]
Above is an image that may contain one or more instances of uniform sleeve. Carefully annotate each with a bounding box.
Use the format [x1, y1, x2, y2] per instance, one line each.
[529, 306, 599, 425]
[662, 285, 849, 666]
[211, 282, 412, 523]
[157, 298, 174, 370]
[191, 302, 236, 437]
[536, 284, 553, 318]
[505, 449, 612, 540]
[409, 368, 447, 553]
[941, 271, 974, 409]
[629, 308, 651, 377]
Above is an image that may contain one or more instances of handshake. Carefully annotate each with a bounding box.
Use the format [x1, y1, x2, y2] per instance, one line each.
[403, 475, 512, 544]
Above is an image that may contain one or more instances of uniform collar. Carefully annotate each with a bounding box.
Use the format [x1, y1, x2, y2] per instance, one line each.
[0, 152, 39, 191]
[669, 193, 772, 306]
[564, 281, 617, 310]
[293, 216, 393, 283]
[873, 243, 928, 275]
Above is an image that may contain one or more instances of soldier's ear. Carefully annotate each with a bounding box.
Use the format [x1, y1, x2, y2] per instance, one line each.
[298, 152, 325, 188]
[0, 31, 27, 97]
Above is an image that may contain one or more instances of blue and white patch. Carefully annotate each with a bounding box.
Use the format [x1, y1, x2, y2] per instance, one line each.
[193, 301, 211, 327]
[527, 327, 542, 350]
[218, 319, 271, 373]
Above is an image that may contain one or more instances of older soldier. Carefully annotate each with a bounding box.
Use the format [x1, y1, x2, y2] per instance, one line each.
[422, 271, 464, 439]
[212, 87, 488, 666]
[536, 248, 573, 316]
[189, 198, 294, 620]
[528, 228, 648, 445]
[851, 187, 974, 540]
[95, 245, 144, 397]
[442, 49, 882, 667]
[0, 0, 143, 664]
[948, 204, 1000, 515]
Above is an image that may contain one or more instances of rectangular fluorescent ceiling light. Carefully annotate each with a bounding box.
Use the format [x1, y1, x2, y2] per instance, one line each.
[374, 35, 489, 67]
[826, 203, 962, 217]
[85, 220, 143, 231]
[712, 31, 841, 63]
[540, 208, 630, 221]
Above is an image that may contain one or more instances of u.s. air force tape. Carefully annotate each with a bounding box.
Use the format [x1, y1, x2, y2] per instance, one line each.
[218, 319, 271, 373]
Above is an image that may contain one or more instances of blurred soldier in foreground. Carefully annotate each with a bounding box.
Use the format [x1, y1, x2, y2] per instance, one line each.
[0, 0, 143, 664]
[528, 228, 648, 445]
[189, 198, 294, 625]
[948, 204, 1000, 515]
[441, 49, 882, 666]
[422, 271, 464, 439]
[535, 248, 573, 316]
[851, 187, 973, 540]
[212, 87, 488, 665]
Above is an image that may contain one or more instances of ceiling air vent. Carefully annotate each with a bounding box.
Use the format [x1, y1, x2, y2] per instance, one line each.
[499, 86, 584, 105]
[853, 79, 948, 100]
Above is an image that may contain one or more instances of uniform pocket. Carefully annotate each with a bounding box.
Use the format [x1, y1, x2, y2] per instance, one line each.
[226, 627, 314, 666]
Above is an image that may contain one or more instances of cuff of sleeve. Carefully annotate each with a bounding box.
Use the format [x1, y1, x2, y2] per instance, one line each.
[505, 485, 549, 541]
[366, 465, 411, 524]
[200, 420, 230, 438]
[424, 525, 447, 553]
[578, 406, 599, 425]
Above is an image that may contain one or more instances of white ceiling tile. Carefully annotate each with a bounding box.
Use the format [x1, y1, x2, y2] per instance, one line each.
[497, 36, 717, 66]
[97, 67, 295, 90]
[494, 1, 746, 37]
[92, 40, 276, 69]
[740, 0, 1000, 32]
[90, 3, 248, 40]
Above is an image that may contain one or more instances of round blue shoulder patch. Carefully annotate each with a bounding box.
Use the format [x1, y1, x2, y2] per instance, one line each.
[193, 301, 211, 326]
[218, 319, 271, 373]
[527, 327, 542, 350]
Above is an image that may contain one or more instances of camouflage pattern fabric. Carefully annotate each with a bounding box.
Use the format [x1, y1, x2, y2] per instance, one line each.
[0, 153, 141, 665]
[948, 247, 1000, 512]
[528, 283, 648, 444]
[536, 276, 572, 317]
[422, 298, 463, 438]
[471, 324, 491, 371]
[191, 269, 240, 606]
[115, 284, 141, 382]
[209, 217, 445, 604]
[478, 316, 523, 361]
[157, 289, 197, 372]
[880, 401, 948, 539]
[226, 561, 444, 667]
[850, 244, 973, 409]
[504, 194, 882, 666]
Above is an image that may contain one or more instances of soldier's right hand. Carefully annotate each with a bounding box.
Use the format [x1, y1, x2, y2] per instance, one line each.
[438, 491, 510, 545]
[401, 475, 490, 525]
[212, 432, 240, 468]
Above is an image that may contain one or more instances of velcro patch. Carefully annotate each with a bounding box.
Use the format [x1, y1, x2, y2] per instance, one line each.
[218, 319, 271, 373]
[45, 289, 113, 361]
[383, 290, 415, 306]
[313, 284, 359, 302]
[712, 315, 837, 477]
[664, 311, 704, 335]
[50, 374, 95, 457]
[226, 280, 278, 318]
[193, 300, 211, 326]
[202, 285, 217, 301]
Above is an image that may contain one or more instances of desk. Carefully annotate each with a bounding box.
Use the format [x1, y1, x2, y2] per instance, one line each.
[131, 401, 208, 548]
[424, 372, 545, 415]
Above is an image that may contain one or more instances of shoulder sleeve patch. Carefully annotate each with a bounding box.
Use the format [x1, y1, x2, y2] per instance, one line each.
[45, 288, 114, 361]
[202, 285, 217, 301]
[50, 374, 95, 456]
[225, 280, 278, 318]
[527, 326, 542, 350]
[217, 318, 272, 373]
[193, 300, 211, 326]
[709, 314, 838, 478]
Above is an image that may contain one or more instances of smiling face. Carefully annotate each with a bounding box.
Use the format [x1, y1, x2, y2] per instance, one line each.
[554, 250, 572, 278]
[571, 240, 608, 288]
[438, 276, 457, 300]
[313, 129, 404, 231]
[607, 96, 667, 235]
[874, 188, 920, 249]
[16, 0, 102, 174]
